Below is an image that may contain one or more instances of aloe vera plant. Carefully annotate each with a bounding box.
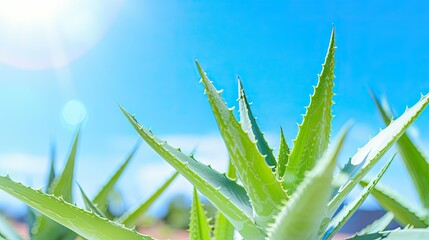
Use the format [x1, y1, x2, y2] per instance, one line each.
[121, 28, 429, 239]
[0, 132, 177, 240]
[1, 27, 429, 240]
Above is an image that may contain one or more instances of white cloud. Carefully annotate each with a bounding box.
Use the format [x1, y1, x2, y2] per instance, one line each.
[0, 153, 47, 176]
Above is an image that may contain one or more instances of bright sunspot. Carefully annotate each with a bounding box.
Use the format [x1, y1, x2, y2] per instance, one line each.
[62, 99, 87, 126]
[0, 0, 123, 69]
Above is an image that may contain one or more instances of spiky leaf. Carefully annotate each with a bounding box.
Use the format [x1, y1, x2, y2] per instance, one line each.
[93, 141, 139, 211]
[121, 106, 266, 240]
[323, 156, 393, 240]
[196, 61, 286, 228]
[360, 180, 428, 227]
[357, 212, 394, 235]
[238, 78, 276, 168]
[268, 123, 349, 240]
[283, 27, 336, 193]
[46, 143, 56, 193]
[119, 172, 178, 227]
[189, 188, 211, 240]
[327, 93, 429, 219]
[276, 127, 290, 179]
[0, 176, 154, 240]
[32, 132, 80, 240]
[78, 184, 106, 218]
[370, 89, 429, 208]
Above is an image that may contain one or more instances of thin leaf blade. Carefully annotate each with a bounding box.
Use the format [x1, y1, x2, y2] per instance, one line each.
[189, 188, 211, 240]
[119, 172, 178, 227]
[93, 141, 139, 211]
[213, 159, 236, 240]
[78, 183, 106, 218]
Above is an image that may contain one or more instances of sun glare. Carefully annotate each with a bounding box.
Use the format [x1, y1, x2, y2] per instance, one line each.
[0, 0, 123, 69]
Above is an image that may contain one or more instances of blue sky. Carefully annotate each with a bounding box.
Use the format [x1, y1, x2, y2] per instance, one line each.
[1, 0, 429, 216]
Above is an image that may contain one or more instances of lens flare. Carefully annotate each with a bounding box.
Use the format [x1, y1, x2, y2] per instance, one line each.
[62, 100, 87, 126]
[0, 0, 123, 69]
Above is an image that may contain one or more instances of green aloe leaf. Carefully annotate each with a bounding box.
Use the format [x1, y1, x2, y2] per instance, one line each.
[0, 215, 23, 240]
[283, 27, 336, 194]
[121, 106, 266, 240]
[360, 180, 428, 227]
[78, 183, 106, 218]
[369, 89, 429, 208]
[196, 61, 286, 229]
[119, 172, 178, 227]
[32, 131, 80, 240]
[46, 143, 56, 193]
[268, 123, 349, 240]
[276, 127, 290, 179]
[356, 212, 394, 235]
[347, 229, 429, 240]
[213, 160, 236, 240]
[0, 176, 154, 240]
[93, 141, 140, 212]
[189, 188, 211, 240]
[238, 78, 276, 168]
[50, 131, 79, 202]
[323, 155, 393, 240]
[326, 93, 429, 219]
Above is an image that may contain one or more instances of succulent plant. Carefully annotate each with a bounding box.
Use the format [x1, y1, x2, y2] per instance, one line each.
[1, 27, 429, 240]
[120, 28, 429, 239]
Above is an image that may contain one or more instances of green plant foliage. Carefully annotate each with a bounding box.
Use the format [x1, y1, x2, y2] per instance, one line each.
[121, 27, 429, 239]
[93, 141, 140, 212]
[32, 131, 80, 240]
[326, 92, 429, 221]
[324, 155, 394, 239]
[189, 188, 211, 240]
[368, 89, 429, 228]
[119, 172, 179, 227]
[121, 106, 266, 239]
[0, 176, 154, 240]
[356, 212, 394, 235]
[276, 127, 290, 179]
[78, 184, 106, 218]
[2, 26, 429, 240]
[196, 61, 286, 229]
[360, 181, 428, 227]
[213, 160, 236, 240]
[369, 89, 429, 208]
[238, 78, 276, 169]
[0, 134, 175, 240]
[283, 28, 335, 194]
[268, 124, 350, 240]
